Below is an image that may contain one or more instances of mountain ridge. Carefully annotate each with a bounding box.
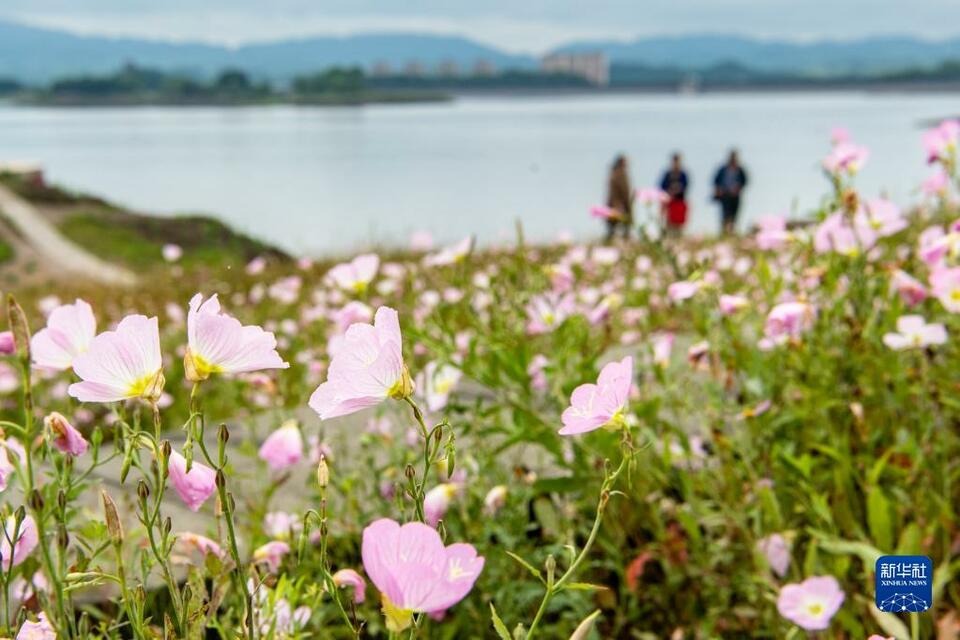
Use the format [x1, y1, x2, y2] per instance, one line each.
[2, 19, 959, 82]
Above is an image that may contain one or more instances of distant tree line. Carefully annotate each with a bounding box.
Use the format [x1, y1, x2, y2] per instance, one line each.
[3, 59, 960, 106]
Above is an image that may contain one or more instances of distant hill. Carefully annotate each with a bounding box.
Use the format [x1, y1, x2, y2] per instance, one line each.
[553, 34, 960, 75]
[0, 20, 533, 82]
[3, 19, 960, 83]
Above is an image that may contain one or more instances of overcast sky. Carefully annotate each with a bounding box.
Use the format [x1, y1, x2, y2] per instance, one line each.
[3, 1, 959, 52]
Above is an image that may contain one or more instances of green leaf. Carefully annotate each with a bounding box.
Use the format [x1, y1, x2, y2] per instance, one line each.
[865, 600, 909, 640]
[814, 532, 883, 567]
[490, 603, 512, 640]
[504, 551, 545, 584]
[866, 486, 893, 552]
[562, 582, 607, 591]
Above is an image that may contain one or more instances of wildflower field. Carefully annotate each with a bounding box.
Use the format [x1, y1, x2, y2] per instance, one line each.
[1, 123, 959, 639]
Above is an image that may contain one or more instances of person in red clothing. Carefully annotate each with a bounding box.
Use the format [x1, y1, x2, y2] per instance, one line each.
[659, 153, 689, 236]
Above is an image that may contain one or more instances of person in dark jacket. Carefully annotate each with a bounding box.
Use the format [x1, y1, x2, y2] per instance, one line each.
[659, 152, 689, 236]
[605, 154, 633, 242]
[713, 150, 748, 235]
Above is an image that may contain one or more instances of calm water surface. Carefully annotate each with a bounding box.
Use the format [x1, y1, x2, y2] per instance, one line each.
[1, 92, 956, 254]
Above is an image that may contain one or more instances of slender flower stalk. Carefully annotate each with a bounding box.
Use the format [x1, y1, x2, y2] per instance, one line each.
[523, 443, 632, 640]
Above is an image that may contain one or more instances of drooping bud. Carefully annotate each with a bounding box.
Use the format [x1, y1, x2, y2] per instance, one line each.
[102, 490, 123, 544]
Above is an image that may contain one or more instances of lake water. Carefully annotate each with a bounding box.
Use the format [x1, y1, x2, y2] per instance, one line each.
[1, 92, 957, 255]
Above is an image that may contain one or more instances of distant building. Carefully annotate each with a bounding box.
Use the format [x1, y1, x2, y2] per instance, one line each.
[403, 61, 426, 77]
[370, 61, 392, 77]
[473, 59, 496, 77]
[540, 51, 609, 86]
[437, 60, 459, 77]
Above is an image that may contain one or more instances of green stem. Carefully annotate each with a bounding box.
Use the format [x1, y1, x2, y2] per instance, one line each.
[524, 453, 629, 640]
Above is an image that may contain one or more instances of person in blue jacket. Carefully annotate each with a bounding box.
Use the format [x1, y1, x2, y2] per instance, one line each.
[713, 150, 748, 235]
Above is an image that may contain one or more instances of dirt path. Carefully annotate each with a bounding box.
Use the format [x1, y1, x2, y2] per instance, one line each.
[0, 183, 137, 286]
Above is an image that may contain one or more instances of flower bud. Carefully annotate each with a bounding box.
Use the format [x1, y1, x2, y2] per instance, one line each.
[218, 423, 230, 444]
[101, 490, 123, 544]
[316, 456, 329, 490]
[29, 489, 43, 512]
[137, 479, 150, 501]
[216, 469, 226, 490]
[6, 295, 31, 363]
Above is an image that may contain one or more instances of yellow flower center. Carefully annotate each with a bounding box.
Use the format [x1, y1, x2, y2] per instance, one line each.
[127, 369, 165, 402]
[381, 594, 414, 633]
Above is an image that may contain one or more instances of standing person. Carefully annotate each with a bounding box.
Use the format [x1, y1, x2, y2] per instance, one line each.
[713, 150, 748, 235]
[659, 152, 690, 236]
[604, 154, 633, 242]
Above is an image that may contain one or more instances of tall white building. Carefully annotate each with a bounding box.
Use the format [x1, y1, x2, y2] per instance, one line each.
[540, 52, 609, 86]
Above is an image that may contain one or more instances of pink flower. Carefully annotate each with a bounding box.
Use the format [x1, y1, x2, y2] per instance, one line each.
[525, 292, 576, 335]
[868, 636, 894, 640]
[923, 119, 959, 164]
[2, 514, 38, 569]
[853, 198, 907, 242]
[423, 237, 473, 267]
[167, 451, 216, 512]
[258, 420, 303, 471]
[755, 215, 790, 251]
[327, 254, 380, 292]
[559, 356, 633, 436]
[930, 267, 960, 313]
[891, 270, 927, 306]
[424, 483, 459, 526]
[30, 299, 96, 371]
[68, 315, 164, 403]
[756, 533, 790, 577]
[651, 333, 674, 367]
[0, 445, 14, 492]
[719, 294, 749, 316]
[361, 518, 484, 632]
[332, 568, 367, 604]
[484, 485, 508, 515]
[635, 188, 669, 206]
[922, 168, 950, 197]
[409, 230, 434, 251]
[882, 315, 947, 350]
[44, 412, 88, 456]
[309, 307, 410, 420]
[332, 301, 373, 333]
[162, 244, 183, 262]
[823, 142, 869, 176]
[814, 212, 860, 255]
[830, 127, 850, 145]
[15, 612, 55, 640]
[527, 355, 549, 391]
[185, 294, 288, 381]
[253, 541, 291, 573]
[777, 576, 845, 631]
[0, 331, 14, 355]
[416, 362, 462, 412]
[667, 280, 700, 302]
[590, 205, 618, 221]
[761, 302, 815, 349]
[178, 532, 225, 558]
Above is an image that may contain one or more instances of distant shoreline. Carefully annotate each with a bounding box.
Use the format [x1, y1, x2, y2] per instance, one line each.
[6, 81, 960, 108]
